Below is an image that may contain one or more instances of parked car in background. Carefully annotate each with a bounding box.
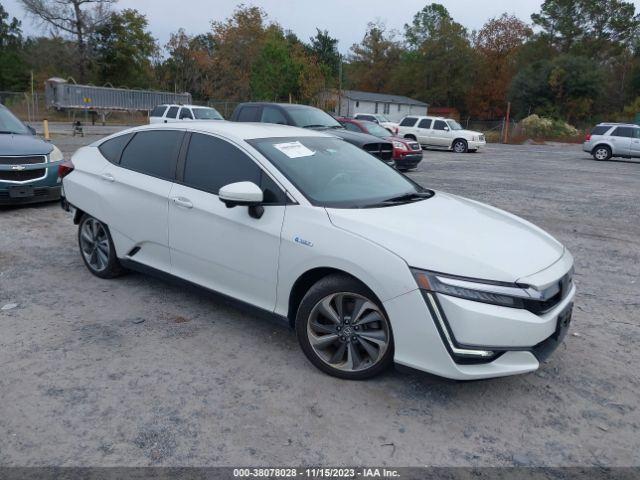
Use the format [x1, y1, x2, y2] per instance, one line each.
[398, 116, 486, 153]
[0, 103, 65, 205]
[338, 117, 422, 171]
[60, 122, 575, 381]
[230, 103, 394, 166]
[353, 113, 399, 135]
[583, 123, 640, 161]
[150, 104, 224, 124]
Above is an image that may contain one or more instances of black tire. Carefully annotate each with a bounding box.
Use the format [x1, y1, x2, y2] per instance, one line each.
[592, 145, 612, 161]
[452, 139, 468, 153]
[295, 274, 394, 380]
[77, 214, 125, 279]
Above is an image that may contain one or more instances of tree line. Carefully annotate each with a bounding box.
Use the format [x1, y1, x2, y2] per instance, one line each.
[1, 0, 639, 124]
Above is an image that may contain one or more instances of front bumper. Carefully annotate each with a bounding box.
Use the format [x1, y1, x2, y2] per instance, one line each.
[467, 140, 486, 151]
[394, 153, 423, 170]
[385, 254, 575, 380]
[0, 185, 61, 205]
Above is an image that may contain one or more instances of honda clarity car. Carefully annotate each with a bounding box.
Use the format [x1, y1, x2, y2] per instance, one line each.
[60, 122, 575, 380]
[0, 104, 65, 205]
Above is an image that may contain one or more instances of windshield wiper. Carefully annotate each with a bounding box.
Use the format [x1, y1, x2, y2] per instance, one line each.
[302, 124, 329, 129]
[360, 191, 432, 208]
[0, 131, 19, 134]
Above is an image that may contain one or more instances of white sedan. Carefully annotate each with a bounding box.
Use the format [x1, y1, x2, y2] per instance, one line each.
[60, 122, 575, 380]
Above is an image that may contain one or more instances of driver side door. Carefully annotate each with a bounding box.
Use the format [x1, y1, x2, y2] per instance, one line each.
[431, 120, 452, 147]
[168, 132, 288, 311]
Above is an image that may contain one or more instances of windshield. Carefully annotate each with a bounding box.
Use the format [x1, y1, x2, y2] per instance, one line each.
[287, 107, 342, 129]
[447, 120, 463, 130]
[0, 106, 30, 134]
[248, 137, 429, 208]
[193, 107, 223, 120]
[361, 121, 392, 138]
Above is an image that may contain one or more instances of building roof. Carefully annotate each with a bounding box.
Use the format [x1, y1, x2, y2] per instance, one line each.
[341, 90, 428, 107]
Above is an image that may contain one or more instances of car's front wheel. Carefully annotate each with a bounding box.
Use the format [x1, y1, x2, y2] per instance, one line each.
[592, 145, 612, 161]
[452, 139, 468, 153]
[78, 215, 125, 278]
[296, 275, 393, 380]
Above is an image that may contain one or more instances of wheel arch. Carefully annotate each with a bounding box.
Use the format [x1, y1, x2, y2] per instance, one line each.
[591, 143, 612, 154]
[287, 267, 383, 328]
[452, 137, 468, 149]
[404, 134, 417, 141]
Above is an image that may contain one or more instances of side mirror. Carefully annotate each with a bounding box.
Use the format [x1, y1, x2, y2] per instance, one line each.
[444, 126, 450, 131]
[219, 181, 265, 218]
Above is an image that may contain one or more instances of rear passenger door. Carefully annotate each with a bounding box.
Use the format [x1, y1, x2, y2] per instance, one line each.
[416, 118, 432, 145]
[99, 129, 184, 272]
[630, 128, 640, 157]
[168, 132, 287, 311]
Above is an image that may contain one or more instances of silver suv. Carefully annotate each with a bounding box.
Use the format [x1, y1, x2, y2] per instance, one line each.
[583, 123, 640, 161]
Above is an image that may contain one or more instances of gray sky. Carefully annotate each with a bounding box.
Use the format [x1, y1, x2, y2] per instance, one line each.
[3, 0, 640, 53]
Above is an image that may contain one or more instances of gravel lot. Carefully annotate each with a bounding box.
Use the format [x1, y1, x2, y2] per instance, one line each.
[1, 128, 639, 467]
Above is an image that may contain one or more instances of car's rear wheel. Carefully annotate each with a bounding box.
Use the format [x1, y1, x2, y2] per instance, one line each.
[78, 215, 125, 278]
[296, 275, 393, 380]
[592, 145, 612, 161]
[452, 139, 468, 153]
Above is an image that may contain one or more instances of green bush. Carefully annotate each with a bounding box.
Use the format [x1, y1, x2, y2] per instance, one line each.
[518, 114, 578, 138]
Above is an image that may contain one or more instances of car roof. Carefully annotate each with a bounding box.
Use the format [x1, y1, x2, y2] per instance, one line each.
[94, 121, 334, 145]
[597, 122, 638, 127]
[154, 104, 216, 110]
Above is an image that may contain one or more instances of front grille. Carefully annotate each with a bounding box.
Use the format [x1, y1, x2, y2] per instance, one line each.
[0, 155, 48, 182]
[363, 143, 393, 161]
[523, 269, 574, 315]
[0, 155, 46, 165]
[0, 169, 47, 182]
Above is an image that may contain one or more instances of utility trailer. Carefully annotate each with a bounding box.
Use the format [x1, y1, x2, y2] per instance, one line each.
[45, 78, 192, 123]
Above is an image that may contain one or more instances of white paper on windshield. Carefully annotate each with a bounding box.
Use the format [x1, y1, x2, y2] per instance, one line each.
[274, 141, 315, 158]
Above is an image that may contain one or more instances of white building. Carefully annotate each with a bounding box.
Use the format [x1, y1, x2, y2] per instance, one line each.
[326, 90, 429, 122]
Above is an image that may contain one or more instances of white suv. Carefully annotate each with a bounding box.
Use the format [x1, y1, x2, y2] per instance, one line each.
[353, 113, 399, 135]
[398, 116, 486, 153]
[583, 123, 640, 161]
[60, 122, 574, 381]
[149, 104, 224, 124]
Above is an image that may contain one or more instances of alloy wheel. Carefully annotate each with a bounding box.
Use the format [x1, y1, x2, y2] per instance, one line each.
[307, 292, 390, 372]
[453, 141, 467, 153]
[594, 148, 609, 160]
[80, 218, 110, 272]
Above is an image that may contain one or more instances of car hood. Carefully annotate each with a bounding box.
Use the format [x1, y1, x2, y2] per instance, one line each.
[326, 192, 565, 283]
[317, 128, 391, 147]
[0, 134, 53, 156]
[457, 129, 482, 138]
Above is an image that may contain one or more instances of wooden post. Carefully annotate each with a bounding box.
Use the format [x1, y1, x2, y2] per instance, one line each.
[43, 119, 50, 140]
[503, 102, 511, 144]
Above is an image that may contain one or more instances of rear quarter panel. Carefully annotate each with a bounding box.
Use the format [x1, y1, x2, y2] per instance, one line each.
[63, 146, 110, 222]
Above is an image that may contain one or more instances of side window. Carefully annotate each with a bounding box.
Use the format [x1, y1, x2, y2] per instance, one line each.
[150, 105, 167, 117]
[612, 126, 634, 138]
[119, 130, 183, 180]
[183, 133, 286, 203]
[591, 126, 610, 136]
[237, 106, 260, 122]
[179, 108, 193, 120]
[261, 106, 287, 124]
[98, 133, 133, 164]
[166, 106, 179, 119]
[418, 119, 432, 129]
[343, 122, 361, 132]
[357, 115, 374, 122]
[433, 120, 447, 130]
[399, 117, 417, 127]
[634, 129, 640, 139]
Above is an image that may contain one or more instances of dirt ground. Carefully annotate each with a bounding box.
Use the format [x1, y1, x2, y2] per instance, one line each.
[1, 128, 639, 467]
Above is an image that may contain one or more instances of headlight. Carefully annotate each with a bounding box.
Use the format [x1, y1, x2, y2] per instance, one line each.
[48, 145, 64, 163]
[392, 141, 408, 151]
[411, 268, 532, 309]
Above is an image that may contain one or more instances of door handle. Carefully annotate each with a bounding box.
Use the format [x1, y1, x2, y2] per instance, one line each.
[101, 173, 115, 182]
[172, 196, 193, 209]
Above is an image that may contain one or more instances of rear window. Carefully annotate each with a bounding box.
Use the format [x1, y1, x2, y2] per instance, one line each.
[150, 105, 167, 117]
[237, 106, 260, 122]
[591, 126, 610, 136]
[98, 133, 133, 164]
[399, 117, 417, 127]
[120, 130, 184, 180]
